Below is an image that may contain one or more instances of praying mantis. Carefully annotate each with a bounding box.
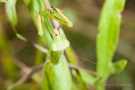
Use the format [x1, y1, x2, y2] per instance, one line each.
[36, 6, 72, 64]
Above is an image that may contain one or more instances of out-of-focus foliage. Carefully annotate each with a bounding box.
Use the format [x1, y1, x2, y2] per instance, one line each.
[0, 0, 135, 90]
[0, 0, 7, 3]
[6, 0, 17, 25]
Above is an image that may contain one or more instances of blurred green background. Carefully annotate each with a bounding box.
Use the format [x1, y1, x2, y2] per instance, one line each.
[0, 0, 135, 90]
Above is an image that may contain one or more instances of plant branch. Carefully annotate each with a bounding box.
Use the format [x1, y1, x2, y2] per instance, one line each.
[68, 63, 97, 76]
[9, 63, 44, 89]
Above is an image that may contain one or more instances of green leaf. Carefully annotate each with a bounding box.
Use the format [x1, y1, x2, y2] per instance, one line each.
[65, 47, 78, 65]
[0, 0, 7, 3]
[111, 59, 127, 74]
[96, 0, 126, 81]
[72, 70, 88, 90]
[23, 0, 44, 23]
[6, 0, 17, 25]
[80, 71, 95, 86]
[16, 34, 26, 41]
